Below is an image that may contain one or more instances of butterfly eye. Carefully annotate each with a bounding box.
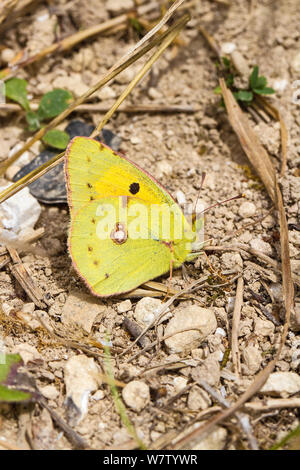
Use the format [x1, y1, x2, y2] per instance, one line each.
[129, 182, 140, 195]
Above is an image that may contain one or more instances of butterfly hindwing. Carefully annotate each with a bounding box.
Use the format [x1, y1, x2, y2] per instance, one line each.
[69, 197, 176, 296]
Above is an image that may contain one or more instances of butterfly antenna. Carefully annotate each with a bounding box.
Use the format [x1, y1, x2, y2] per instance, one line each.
[200, 194, 245, 215]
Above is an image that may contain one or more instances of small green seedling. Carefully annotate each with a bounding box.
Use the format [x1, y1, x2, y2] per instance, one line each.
[5, 78, 72, 149]
[214, 59, 275, 106]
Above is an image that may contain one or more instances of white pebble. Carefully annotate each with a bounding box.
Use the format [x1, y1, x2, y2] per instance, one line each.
[173, 376, 188, 393]
[40, 385, 59, 400]
[239, 201, 256, 218]
[1, 48, 15, 63]
[250, 238, 273, 256]
[242, 345, 262, 374]
[176, 190, 186, 206]
[261, 372, 300, 396]
[157, 161, 173, 178]
[273, 78, 288, 92]
[106, 0, 134, 16]
[64, 356, 102, 423]
[164, 305, 217, 353]
[221, 42, 236, 54]
[117, 300, 132, 314]
[122, 381, 150, 411]
[215, 327, 226, 337]
[148, 87, 162, 100]
[134, 297, 170, 326]
[254, 318, 275, 337]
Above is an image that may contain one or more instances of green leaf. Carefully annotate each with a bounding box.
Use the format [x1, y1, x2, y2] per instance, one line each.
[5, 78, 30, 111]
[253, 87, 275, 95]
[0, 385, 31, 402]
[250, 66, 259, 89]
[37, 89, 73, 121]
[0, 354, 32, 403]
[253, 75, 267, 89]
[26, 111, 40, 131]
[0, 353, 22, 382]
[42, 129, 70, 149]
[234, 90, 253, 102]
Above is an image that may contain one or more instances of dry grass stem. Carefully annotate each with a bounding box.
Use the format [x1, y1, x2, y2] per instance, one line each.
[231, 277, 244, 377]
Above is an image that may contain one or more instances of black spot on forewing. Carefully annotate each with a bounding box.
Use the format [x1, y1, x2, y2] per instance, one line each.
[129, 182, 140, 195]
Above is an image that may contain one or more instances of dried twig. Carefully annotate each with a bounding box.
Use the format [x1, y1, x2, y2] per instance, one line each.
[245, 398, 300, 412]
[7, 247, 47, 308]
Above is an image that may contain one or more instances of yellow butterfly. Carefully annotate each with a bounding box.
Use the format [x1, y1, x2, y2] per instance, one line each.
[65, 137, 200, 297]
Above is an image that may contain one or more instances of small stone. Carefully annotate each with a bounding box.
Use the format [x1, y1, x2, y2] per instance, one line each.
[272, 78, 288, 92]
[291, 51, 300, 73]
[192, 427, 227, 450]
[221, 42, 236, 54]
[61, 291, 106, 333]
[242, 345, 262, 375]
[215, 327, 226, 336]
[22, 302, 35, 314]
[156, 161, 173, 178]
[231, 50, 250, 76]
[134, 297, 170, 327]
[187, 386, 211, 410]
[98, 86, 116, 100]
[106, 0, 134, 16]
[122, 380, 150, 411]
[191, 348, 204, 360]
[148, 87, 162, 100]
[261, 214, 276, 229]
[92, 390, 105, 400]
[176, 190, 186, 206]
[40, 385, 59, 400]
[130, 136, 141, 145]
[254, 318, 275, 337]
[1, 48, 15, 63]
[221, 252, 243, 271]
[239, 201, 256, 218]
[5, 165, 21, 181]
[115, 65, 138, 84]
[117, 300, 132, 314]
[52, 73, 89, 97]
[164, 305, 217, 354]
[13, 344, 42, 365]
[64, 355, 102, 424]
[191, 354, 220, 387]
[261, 372, 300, 397]
[269, 283, 283, 302]
[250, 238, 273, 256]
[173, 376, 188, 393]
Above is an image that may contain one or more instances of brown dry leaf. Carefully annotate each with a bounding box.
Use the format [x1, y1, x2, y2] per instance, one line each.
[220, 79, 276, 202]
[255, 95, 288, 177]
